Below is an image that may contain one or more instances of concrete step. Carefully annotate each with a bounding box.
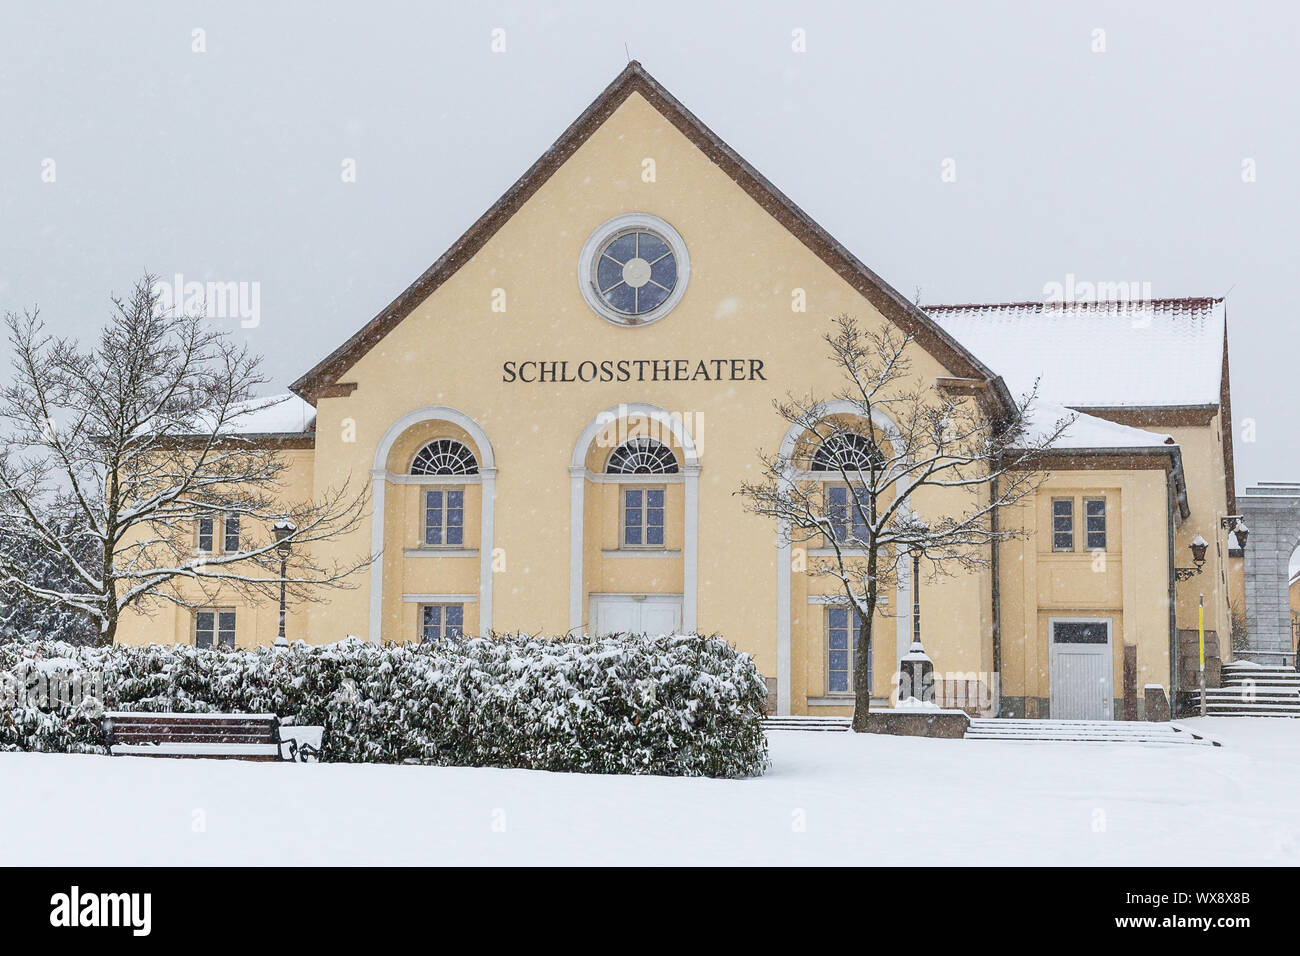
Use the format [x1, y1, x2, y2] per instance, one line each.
[1221, 680, 1300, 686]
[965, 724, 1161, 732]
[1223, 673, 1300, 681]
[964, 719, 1215, 746]
[1204, 702, 1300, 713]
[973, 719, 1139, 728]
[964, 733, 1176, 739]
[762, 716, 851, 732]
[1199, 673, 1300, 713]
[966, 732, 1209, 745]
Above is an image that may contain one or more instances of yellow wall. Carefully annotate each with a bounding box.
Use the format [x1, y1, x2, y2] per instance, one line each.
[112, 90, 1239, 721]
[998, 470, 1172, 716]
[115, 446, 319, 648]
[303, 90, 971, 683]
[1164, 416, 1235, 657]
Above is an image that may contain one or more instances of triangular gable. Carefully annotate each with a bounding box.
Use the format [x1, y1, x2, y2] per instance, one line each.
[290, 61, 1011, 416]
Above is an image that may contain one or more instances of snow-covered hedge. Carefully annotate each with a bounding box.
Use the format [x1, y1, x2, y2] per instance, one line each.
[0, 634, 770, 777]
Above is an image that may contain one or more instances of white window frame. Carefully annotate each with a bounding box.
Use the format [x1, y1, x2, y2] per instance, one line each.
[410, 439, 479, 476]
[1051, 497, 1075, 552]
[195, 607, 236, 648]
[222, 512, 241, 553]
[825, 482, 869, 547]
[577, 213, 691, 327]
[825, 605, 870, 697]
[620, 484, 667, 550]
[196, 514, 215, 553]
[1084, 496, 1107, 551]
[420, 603, 465, 642]
[423, 486, 466, 548]
[198, 513, 246, 554]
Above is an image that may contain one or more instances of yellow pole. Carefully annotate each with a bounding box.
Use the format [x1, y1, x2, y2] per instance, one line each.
[1198, 594, 1206, 717]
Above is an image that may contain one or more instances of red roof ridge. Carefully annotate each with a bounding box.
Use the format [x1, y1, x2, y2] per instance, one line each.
[923, 297, 1224, 313]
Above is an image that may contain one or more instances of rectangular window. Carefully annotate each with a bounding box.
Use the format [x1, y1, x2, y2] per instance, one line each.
[421, 603, 464, 642]
[1084, 497, 1107, 550]
[622, 487, 665, 548]
[223, 513, 240, 553]
[1051, 498, 1074, 551]
[826, 606, 871, 695]
[197, 514, 215, 552]
[827, 484, 868, 545]
[195, 608, 236, 648]
[1052, 620, 1109, 644]
[424, 489, 465, 546]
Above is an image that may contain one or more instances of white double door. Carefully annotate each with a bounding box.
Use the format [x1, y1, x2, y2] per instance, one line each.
[590, 594, 682, 636]
[1049, 618, 1114, 720]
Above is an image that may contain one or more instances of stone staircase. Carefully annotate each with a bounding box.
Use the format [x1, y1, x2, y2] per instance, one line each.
[963, 718, 1219, 746]
[1198, 661, 1300, 716]
[762, 715, 851, 732]
[763, 714, 1220, 745]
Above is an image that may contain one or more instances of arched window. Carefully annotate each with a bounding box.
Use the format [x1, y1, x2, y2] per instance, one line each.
[810, 433, 882, 472]
[411, 439, 479, 476]
[605, 437, 680, 475]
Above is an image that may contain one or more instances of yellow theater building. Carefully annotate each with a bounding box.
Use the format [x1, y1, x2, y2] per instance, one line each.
[118, 63, 1241, 721]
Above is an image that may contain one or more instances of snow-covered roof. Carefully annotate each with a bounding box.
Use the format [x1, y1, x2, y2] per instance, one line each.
[1023, 401, 1176, 450]
[924, 298, 1225, 408]
[221, 394, 316, 435]
[1019, 401, 1187, 515]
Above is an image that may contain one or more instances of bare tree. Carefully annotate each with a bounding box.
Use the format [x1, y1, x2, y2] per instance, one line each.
[0, 274, 371, 646]
[739, 314, 1069, 731]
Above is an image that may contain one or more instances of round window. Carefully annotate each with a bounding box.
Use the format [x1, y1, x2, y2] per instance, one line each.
[578, 214, 689, 326]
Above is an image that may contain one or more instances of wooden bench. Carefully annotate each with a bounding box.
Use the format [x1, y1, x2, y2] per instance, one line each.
[102, 711, 283, 761]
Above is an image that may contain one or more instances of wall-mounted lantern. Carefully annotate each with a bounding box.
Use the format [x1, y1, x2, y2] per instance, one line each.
[1221, 515, 1250, 551]
[1175, 534, 1210, 582]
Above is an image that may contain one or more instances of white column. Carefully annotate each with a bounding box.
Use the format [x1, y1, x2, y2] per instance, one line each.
[367, 468, 388, 644]
[775, 469, 793, 716]
[897, 552, 912, 669]
[479, 468, 496, 637]
[568, 465, 587, 634]
[896, 494, 913, 684]
[682, 462, 700, 633]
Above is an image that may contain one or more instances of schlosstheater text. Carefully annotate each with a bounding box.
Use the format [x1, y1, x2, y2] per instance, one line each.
[502, 358, 767, 384]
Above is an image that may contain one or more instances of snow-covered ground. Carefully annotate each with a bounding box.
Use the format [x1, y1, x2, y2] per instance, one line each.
[3, 718, 1297, 865]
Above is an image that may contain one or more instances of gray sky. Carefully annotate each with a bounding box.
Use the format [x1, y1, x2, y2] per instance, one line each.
[2, 0, 1296, 492]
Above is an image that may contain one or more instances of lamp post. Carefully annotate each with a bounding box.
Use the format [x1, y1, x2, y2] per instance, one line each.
[898, 509, 935, 706]
[272, 519, 296, 647]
